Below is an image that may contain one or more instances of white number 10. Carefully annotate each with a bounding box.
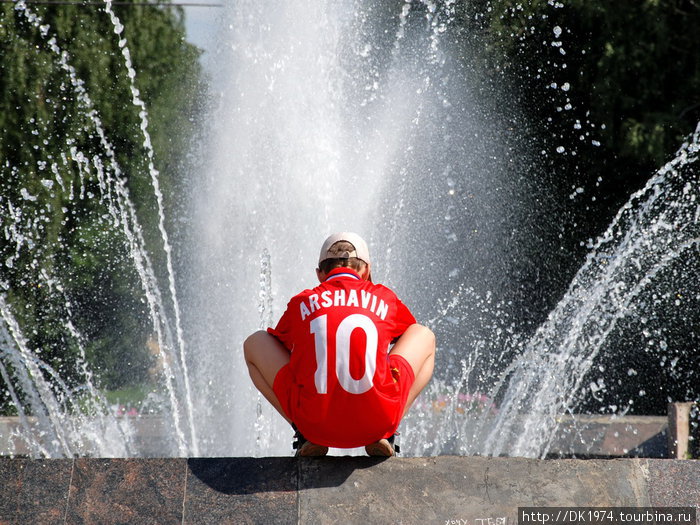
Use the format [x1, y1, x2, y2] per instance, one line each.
[310, 313, 378, 395]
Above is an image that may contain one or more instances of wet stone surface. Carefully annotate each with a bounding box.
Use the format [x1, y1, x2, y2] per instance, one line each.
[0, 457, 698, 524]
[646, 459, 700, 507]
[0, 458, 73, 525]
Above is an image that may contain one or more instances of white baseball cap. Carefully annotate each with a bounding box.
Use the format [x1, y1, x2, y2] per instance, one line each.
[318, 232, 371, 265]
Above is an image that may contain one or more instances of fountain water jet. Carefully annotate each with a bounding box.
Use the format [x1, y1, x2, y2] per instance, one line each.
[480, 127, 700, 458]
[183, 0, 530, 456]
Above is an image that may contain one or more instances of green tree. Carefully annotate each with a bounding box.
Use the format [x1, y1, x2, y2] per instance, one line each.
[469, 0, 700, 414]
[0, 0, 204, 412]
[446, 0, 700, 321]
[479, 0, 700, 211]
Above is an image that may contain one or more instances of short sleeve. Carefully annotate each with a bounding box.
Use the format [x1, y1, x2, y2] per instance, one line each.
[267, 298, 297, 351]
[390, 296, 417, 341]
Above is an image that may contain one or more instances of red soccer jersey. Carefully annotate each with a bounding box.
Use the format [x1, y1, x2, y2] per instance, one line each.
[268, 267, 417, 448]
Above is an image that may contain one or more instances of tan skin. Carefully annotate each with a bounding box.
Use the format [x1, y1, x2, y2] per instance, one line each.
[243, 263, 436, 427]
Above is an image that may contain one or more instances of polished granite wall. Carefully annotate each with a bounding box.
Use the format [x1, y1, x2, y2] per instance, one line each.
[0, 457, 698, 524]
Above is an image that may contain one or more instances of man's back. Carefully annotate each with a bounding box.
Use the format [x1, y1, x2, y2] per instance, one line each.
[244, 232, 434, 455]
[269, 267, 416, 447]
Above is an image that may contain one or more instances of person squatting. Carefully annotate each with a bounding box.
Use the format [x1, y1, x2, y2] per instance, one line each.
[244, 232, 436, 457]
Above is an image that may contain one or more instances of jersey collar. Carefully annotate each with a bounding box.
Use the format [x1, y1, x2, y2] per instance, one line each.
[324, 267, 362, 282]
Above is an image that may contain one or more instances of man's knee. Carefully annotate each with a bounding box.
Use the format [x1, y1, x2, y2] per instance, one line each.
[391, 323, 435, 373]
[243, 330, 269, 363]
[409, 324, 436, 355]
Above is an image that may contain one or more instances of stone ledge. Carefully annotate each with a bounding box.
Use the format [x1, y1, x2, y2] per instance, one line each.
[0, 457, 698, 524]
[0, 414, 670, 458]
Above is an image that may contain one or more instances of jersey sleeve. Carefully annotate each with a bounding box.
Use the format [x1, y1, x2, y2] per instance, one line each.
[390, 294, 417, 341]
[267, 297, 298, 351]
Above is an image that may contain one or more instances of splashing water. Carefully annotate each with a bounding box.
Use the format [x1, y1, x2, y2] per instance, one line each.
[479, 128, 700, 458]
[1, 0, 195, 456]
[1, 0, 698, 458]
[183, 0, 531, 456]
[185, 0, 700, 457]
[402, 122, 699, 457]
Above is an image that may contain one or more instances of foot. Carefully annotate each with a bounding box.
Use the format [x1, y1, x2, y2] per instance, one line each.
[296, 441, 329, 457]
[365, 437, 397, 457]
[292, 429, 328, 457]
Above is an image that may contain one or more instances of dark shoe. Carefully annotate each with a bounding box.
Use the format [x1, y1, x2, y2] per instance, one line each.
[365, 434, 399, 456]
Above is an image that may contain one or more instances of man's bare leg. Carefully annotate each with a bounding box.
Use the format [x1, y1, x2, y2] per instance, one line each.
[389, 323, 436, 415]
[244, 331, 328, 456]
[243, 330, 328, 456]
[365, 324, 435, 456]
[243, 330, 292, 424]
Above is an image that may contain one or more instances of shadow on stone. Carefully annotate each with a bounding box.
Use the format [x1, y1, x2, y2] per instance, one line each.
[628, 429, 668, 458]
[185, 458, 299, 524]
[187, 455, 390, 495]
[188, 457, 297, 494]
